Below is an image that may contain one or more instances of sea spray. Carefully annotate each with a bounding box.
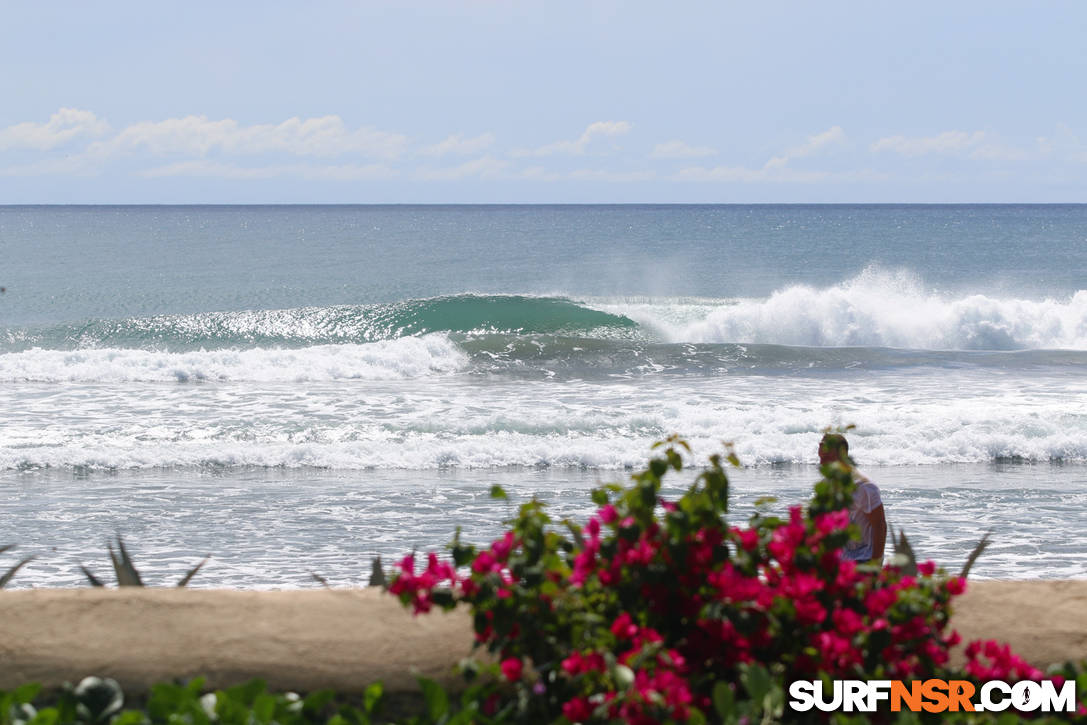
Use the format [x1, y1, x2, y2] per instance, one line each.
[587, 268, 1087, 350]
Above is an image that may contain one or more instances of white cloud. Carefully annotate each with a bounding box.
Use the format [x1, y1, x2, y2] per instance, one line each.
[568, 168, 655, 182]
[870, 130, 986, 156]
[513, 120, 632, 157]
[0, 108, 109, 151]
[650, 140, 718, 159]
[674, 165, 829, 183]
[968, 142, 1035, 162]
[90, 114, 408, 159]
[1022, 124, 1087, 162]
[306, 163, 398, 181]
[517, 166, 562, 182]
[871, 130, 1051, 162]
[419, 133, 495, 157]
[416, 156, 508, 181]
[672, 165, 885, 184]
[671, 126, 847, 182]
[141, 160, 396, 180]
[0, 156, 100, 177]
[764, 126, 846, 169]
[1042, 124, 1087, 162]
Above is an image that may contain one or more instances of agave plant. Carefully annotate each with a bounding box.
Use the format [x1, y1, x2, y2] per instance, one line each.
[71, 677, 125, 724]
[368, 555, 386, 587]
[80, 535, 208, 587]
[0, 543, 34, 588]
[311, 556, 386, 589]
[891, 527, 991, 579]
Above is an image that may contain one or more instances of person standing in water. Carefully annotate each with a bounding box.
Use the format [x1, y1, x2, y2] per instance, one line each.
[819, 433, 887, 565]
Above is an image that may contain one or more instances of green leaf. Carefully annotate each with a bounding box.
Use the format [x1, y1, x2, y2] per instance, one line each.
[27, 708, 59, 725]
[489, 484, 508, 500]
[712, 681, 735, 720]
[80, 565, 105, 587]
[185, 677, 207, 696]
[892, 529, 918, 576]
[177, 556, 209, 587]
[111, 711, 149, 725]
[362, 682, 383, 715]
[301, 690, 335, 714]
[0, 555, 34, 589]
[228, 679, 268, 706]
[417, 677, 449, 722]
[109, 536, 144, 587]
[960, 530, 991, 579]
[367, 557, 386, 588]
[13, 683, 41, 705]
[666, 449, 683, 471]
[685, 708, 708, 725]
[147, 683, 187, 721]
[739, 663, 771, 707]
[251, 694, 275, 724]
[763, 680, 785, 719]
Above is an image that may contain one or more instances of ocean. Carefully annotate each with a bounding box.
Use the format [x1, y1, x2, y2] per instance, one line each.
[1, 204, 1085, 586]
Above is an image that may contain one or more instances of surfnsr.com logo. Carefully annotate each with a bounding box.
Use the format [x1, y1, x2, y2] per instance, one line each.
[788, 679, 1076, 714]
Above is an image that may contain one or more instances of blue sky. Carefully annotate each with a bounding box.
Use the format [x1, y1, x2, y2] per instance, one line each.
[2, 1, 1086, 203]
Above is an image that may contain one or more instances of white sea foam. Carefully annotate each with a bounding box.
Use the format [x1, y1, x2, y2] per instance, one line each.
[2, 371, 1083, 470]
[0, 334, 467, 383]
[590, 268, 1087, 350]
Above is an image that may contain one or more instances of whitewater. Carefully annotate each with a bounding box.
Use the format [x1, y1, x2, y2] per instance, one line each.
[1, 204, 1084, 585]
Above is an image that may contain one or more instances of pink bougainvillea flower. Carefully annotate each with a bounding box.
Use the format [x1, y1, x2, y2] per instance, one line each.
[385, 441, 1047, 723]
[946, 576, 966, 595]
[562, 696, 593, 722]
[611, 611, 639, 639]
[500, 657, 523, 682]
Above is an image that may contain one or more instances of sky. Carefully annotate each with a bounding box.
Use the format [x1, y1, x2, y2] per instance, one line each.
[2, 1, 1086, 203]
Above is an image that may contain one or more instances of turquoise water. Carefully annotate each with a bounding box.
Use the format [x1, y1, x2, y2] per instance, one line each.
[1, 204, 1085, 585]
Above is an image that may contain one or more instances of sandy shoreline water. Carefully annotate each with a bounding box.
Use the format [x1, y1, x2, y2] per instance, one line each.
[6, 463, 1086, 589]
[1, 581, 1085, 694]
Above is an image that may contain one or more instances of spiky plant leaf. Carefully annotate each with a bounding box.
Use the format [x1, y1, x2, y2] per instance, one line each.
[893, 528, 918, 576]
[563, 519, 585, 549]
[81, 565, 106, 587]
[960, 530, 992, 579]
[367, 556, 385, 587]
[109, 536, 144, 587]
[73, 676, 124, 724]
[0, 543, 15, 555]
[0, 555, 34, 588]
[176, 556, 209, 587]
[311, 572, 332, 588]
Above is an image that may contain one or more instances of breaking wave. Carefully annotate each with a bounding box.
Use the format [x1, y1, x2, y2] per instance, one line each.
[591, 268, 1087, 350]
[0, 335, 467, 383]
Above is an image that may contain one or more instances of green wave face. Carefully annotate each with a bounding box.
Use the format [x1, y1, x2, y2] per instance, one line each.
[1, 295, 640, 352]
[375, 295, 638, 337]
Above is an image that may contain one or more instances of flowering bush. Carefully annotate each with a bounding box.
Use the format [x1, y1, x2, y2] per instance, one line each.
[390, 439, 1084, 723]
